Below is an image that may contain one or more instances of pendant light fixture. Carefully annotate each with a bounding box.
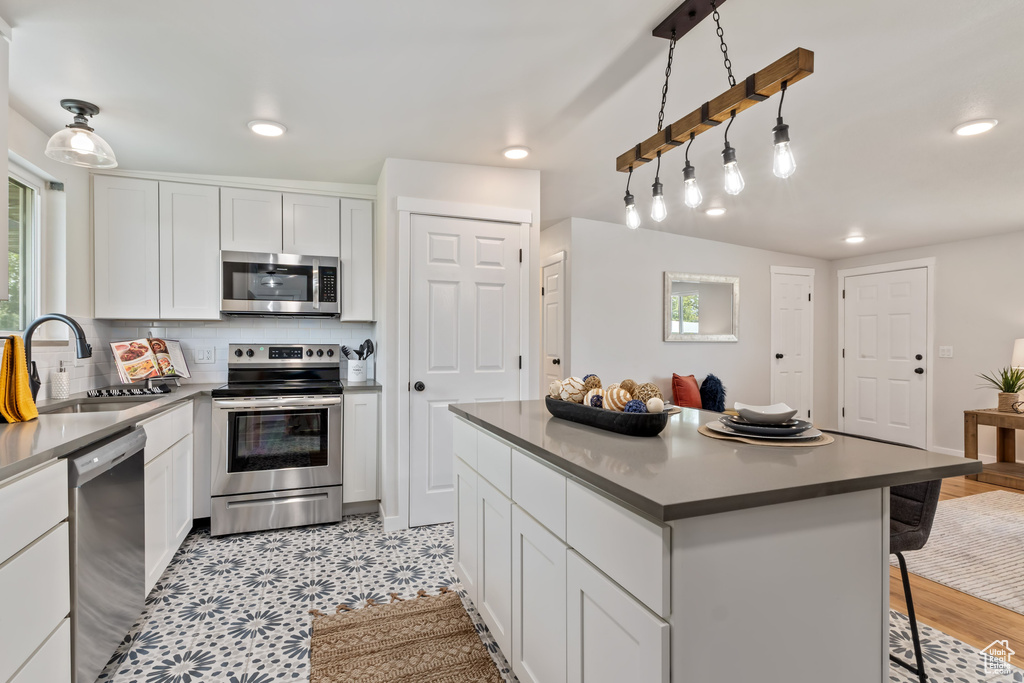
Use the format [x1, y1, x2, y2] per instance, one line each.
[623, 167, 641, 229]
[651, 152, 667, 222]
[772, 81, 796, 178]
[44, 99, 118, 169]
[721, 110, 744, 195]
[682, 133, 702, 208]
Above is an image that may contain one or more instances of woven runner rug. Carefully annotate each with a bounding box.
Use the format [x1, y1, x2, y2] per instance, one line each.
[890, 490, 1024, 615]
[310, 587, 502, 682]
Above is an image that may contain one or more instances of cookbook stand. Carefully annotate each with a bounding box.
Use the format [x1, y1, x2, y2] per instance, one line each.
[146, 376, 181, 389]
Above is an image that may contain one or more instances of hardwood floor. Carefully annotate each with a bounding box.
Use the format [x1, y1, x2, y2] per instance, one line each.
[890, 476, 1024, 651]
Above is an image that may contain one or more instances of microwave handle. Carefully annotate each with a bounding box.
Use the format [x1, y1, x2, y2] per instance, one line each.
[214, 396, 342, 409]
[312, 259, 320, 311]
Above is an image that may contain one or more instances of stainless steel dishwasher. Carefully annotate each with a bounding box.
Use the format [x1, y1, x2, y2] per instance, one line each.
[68, 428, 147, 683]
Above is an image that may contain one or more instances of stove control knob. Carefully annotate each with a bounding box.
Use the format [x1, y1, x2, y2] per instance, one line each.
[306, 349, 313, 357]
[327, 349, 335, 357]
[316, 349, 324, 357]
[246, 348, 254, 358]
[234, 349, 243, 358]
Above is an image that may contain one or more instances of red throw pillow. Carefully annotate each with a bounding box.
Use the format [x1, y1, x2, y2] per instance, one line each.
[672, 373, 703, 409]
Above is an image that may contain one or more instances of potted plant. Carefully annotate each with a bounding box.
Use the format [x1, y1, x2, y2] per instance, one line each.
[977, 367, 1024, 412]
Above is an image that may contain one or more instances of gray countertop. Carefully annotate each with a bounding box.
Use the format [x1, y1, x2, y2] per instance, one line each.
[449, 400, 983, 522]
[0, 384, 221, 484]
[340, 379, 382, 393]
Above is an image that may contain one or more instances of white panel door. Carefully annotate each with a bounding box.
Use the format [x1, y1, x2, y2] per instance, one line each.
[409, 214, 521, 527]
[453, 456, 479, 604]
[220, 188, 282, 253]
[512, 506, 567, 683]
[283, 193, 340, 256]
[340, 198, 375, 321]
[542, 253, 565, 393]
[844, 267, 927, 447]
[771, 269, 814, 420]
[477, 477, 513, 659]
[94, 176, 160, 318]
[343, 392, 379, 503]
[159, 182, 221, 319]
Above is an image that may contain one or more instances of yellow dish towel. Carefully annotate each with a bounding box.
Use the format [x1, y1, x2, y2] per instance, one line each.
[0, 335, 38, 423]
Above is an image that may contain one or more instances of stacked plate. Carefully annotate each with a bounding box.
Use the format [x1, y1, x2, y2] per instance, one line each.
[704, 402, 823, 441]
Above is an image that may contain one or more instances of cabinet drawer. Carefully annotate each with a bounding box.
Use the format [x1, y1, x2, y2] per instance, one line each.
[140, 401, 193, 463]
[453, 418, 478, 470]
[566, 481, 670, 618]
[477, 429, 511, 496]
[512, 449, 566, 540]
[0, 523, 70, 683]
[0, 459, 68, 566]
[10, 618, 71, 683]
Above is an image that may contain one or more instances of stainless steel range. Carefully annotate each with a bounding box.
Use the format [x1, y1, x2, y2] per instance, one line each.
[211, 343, 343, 536]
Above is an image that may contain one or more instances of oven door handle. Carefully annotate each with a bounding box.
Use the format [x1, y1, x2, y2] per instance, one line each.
[213, 396, 342, 409]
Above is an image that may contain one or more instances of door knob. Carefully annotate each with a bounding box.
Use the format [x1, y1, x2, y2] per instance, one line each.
[552, 358, 560, 365]
[914, 367, 924, 375]
[775, 353, 784, 359]
[414, 381, 426, 391]
[915, 354, 923, 361]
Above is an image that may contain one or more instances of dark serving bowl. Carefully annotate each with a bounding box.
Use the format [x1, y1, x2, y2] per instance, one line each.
[544, 396, 669, 437]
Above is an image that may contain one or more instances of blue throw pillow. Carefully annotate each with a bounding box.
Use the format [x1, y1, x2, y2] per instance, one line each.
[700, 374, 726, 412]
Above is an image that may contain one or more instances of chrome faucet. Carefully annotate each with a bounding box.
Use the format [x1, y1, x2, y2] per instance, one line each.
[24, 314, 93, 400]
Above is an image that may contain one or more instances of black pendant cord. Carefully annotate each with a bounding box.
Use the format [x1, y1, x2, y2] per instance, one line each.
[710, 0, 736, 88]
[654, 151, 663, 179]
[657, 31, 677, 133]
[626, 166, 634, 194]
[685, 132, 695, 165]
[777, 80, 789, 122]
[723, 109, 736, 146]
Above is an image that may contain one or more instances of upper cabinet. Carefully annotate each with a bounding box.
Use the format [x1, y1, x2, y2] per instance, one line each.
[340, 198, 374, 321]
[284, 193, 340, 256]
[94, 176, 161, 319]
[159, 183, 221, 320]
[220, 188, 282, 253]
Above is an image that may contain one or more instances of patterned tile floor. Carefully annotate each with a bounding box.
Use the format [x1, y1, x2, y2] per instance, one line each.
[97, 513, 1019, 683]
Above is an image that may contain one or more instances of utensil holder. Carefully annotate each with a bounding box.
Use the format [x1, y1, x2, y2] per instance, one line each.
[347, 360, 367, 383]
[52, 369, 71, 401]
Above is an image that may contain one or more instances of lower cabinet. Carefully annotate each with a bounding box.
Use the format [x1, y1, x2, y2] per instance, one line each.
[10, 618, 71, 683]
[453, 456, 479, 604]
[143, 406, 194, 593]
[477, 477, 513, 659]
[566, 550, 670, 683]
[512, 506, 567, 683]
[343, 392, 379, 503]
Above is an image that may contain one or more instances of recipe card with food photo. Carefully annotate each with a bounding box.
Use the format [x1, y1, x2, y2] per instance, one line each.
[110, 337, 191, 383]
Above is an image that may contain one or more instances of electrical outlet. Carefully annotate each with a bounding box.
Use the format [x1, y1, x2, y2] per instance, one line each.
[194, 346, 215, 364]
[939, 345, 953, 358]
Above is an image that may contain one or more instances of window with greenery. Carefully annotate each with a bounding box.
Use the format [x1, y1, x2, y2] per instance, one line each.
[670, 292, 699, 334]
[0, 177, 36, 332]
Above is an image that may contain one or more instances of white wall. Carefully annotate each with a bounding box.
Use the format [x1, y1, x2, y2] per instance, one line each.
[546, 218, 835, 424]
[831, 229, 1024, 458]
[376, 158, 541, 528]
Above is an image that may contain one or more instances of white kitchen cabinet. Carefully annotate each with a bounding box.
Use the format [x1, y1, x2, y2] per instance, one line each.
[512, 506, 567, 683]
[93, 175, 160, 318]
[144, 448, 173, 592]
[340, 198, 374, 321]
[453, 455, 479, 605]
[159, 182, 221, 319]
[477, 477, 513, 659]
[220, 187, 283, 253]
[284, 193, 340, 256]
[343, 392, 379, 503]
[566, 550, 669, 683]
[10, 618, 70, 683]
[170, 435, 194, 548]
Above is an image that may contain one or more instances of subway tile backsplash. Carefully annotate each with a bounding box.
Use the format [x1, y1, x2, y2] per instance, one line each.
[2, 318, 118, 400]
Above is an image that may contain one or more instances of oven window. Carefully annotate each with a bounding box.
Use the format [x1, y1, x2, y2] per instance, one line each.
[227, 409, 329, 472]
[223, 261, 314, 302]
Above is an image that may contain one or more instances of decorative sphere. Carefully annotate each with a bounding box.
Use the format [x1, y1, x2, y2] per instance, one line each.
[560, 376, 587, 403]
[582, 374, 596, 382]
[583, 375, 602, 392]
[603, 386, 632, 411]
[548, 380, 563, 399]
[623, 399, 648, 414]
[583, 388, 604, 407]
[646, 397, 665, 414]
[634, 382, 663, 404]
[606, 382, 620, 393]
[619, 379, 638, 396]
[590, 395, 603, 408]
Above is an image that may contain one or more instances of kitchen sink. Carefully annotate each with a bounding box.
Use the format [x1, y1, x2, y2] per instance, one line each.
[40, 398, 160, 414]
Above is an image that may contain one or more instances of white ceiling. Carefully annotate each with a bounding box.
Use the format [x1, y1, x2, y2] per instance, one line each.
[1, 0, 1022, 259]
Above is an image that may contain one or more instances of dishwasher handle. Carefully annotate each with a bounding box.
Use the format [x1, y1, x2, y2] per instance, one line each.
[69, 428, 148, 488]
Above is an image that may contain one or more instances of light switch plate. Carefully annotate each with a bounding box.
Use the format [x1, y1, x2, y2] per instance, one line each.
[939, 345, 953, 358]
[194, 346, 215, 364]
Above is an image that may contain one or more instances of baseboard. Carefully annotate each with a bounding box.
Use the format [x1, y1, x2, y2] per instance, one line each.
[342, 500, 379, 516]
[379, 502, 407, 532]
[928, 445, 996, 464]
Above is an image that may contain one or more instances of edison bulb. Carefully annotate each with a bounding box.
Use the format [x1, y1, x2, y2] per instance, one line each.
[773, 141, 796, 178]
[625, 203, 641, 229]
[70, 131, 96, 153]
[682, 178, 702, 208]
[723, 161, 744, 195]
[650, 194, 667, 222]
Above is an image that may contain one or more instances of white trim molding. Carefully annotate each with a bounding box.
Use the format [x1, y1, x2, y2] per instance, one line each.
[395, 196, 532, 225]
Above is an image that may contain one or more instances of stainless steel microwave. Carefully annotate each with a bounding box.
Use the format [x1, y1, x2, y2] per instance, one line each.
[221, 251, 340, 317]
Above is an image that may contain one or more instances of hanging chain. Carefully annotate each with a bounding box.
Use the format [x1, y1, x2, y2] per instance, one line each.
[657, 31, 677, 133]
[710, 0, 736, 87]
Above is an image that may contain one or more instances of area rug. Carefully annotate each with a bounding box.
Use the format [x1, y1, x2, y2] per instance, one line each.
[890, 490, 1024, 615]
[309, 587, 502, 682]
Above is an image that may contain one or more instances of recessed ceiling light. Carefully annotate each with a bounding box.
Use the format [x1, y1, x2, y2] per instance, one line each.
[845, 235, 865, 244]
[503, 146, 530, 160]
[953, 119, 998, 136]
[248, 120, 287, 137]
[705, 208, 726, 217]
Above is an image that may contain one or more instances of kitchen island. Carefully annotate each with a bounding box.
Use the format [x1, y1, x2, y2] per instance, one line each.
[448, 400, 981, 683]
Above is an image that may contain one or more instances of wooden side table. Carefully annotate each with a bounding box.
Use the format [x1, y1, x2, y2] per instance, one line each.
[964, 408, 1024, 490]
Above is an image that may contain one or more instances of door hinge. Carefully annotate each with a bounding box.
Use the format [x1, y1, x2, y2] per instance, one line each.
[808, 293, 812, 302]
[542, 286, 545, 296]
[807, 410, 811, 418]
[842, 289, 846, 299]
[519, 355, 522, 369]
[842, 407, 845, 417]
[842, 348, 845, 358]
[408, 381, 411, 391]
[519, 248, 523, 263]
